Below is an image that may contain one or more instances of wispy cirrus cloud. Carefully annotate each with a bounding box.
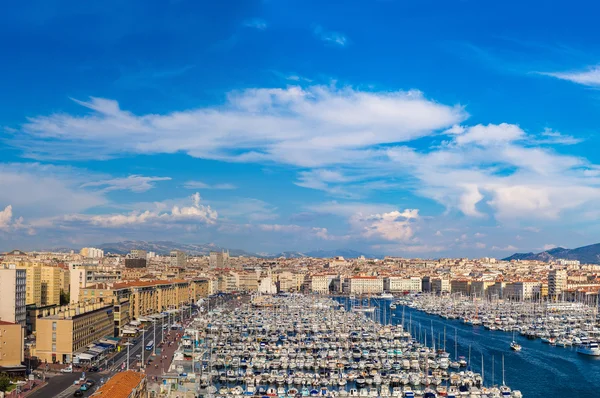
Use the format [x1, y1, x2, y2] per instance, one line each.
[14, 86, 466, 167]
[243, 18, 267, 30]
[539, 66, 600, 87]
[81, 175, 171, 192]
[313, 25, 349, 47]
[183, 181, 236, 190]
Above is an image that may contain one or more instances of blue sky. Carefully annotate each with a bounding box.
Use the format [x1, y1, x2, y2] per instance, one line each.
[2, 0, 600, 256]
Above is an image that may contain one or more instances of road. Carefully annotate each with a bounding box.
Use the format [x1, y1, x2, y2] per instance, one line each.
[29, 310, 186, 398]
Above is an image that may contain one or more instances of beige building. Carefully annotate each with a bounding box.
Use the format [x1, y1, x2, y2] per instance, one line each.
[451, 279, 471, 296]
[384, 276, 422, 292]
[16, 264, 42, 306]
[0, 321, 25, 368]
[36, 302, 114, 364]
[549, 269, 568, 300]
[311, 274, 336, 294]
[0, 266, 27, 326]
[470, 280, 496, 298]
[504, 281, 542, 301]
[348, 277, 384, 294]
[41, 266, 62, 306]
[431, 278, 450, 293]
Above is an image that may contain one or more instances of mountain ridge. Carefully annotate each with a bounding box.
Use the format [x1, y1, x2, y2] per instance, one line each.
[503, 242, 600, 264]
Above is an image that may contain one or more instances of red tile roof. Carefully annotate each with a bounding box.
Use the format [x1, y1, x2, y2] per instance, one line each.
[91, 371, 145, 398]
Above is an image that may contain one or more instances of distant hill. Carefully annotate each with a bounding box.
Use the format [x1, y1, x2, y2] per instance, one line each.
[503, 243, 600, 264]
[97, 240, 257, 257]
[304, 249, 375, 259]
[35, 240, 378, 259]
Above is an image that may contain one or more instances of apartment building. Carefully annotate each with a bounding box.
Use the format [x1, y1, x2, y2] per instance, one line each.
[431, 278, 450, 294]
[384, 276, 422, 293]
[169, 250, 187, 268]
[450, 279, 471, 296]
[504, 281, 542, 301]
[470, 280, 496, 298]
[0, 321, 25, 368]
[80, 247, 104, 258]
[348, 276, 384, 295]
[36, 302, 114, 364]
[311, 274, 336, 294]
[0, 266, 27, 326]
[549, 269, 568, 300]
[40, 266, 62, 306]
[15, 264, 41, 306]
[209, 251, 229, 269]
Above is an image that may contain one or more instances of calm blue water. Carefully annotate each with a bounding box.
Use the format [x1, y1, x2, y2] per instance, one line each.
[336, 297, 600, 397]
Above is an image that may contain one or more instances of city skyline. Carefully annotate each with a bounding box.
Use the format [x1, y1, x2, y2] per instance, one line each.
[3, 1, 600, 256]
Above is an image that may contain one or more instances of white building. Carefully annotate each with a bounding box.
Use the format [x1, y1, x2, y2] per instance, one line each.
[384, 276, 422, 293]
[169, 250, 187, 268]
[69, 267, 95, 304]
[80, 247, 104, 258]
[504, 281, 541, 301]
[311, 275, 336, 294]
[431, 278, 450, 293]
[258, 277, 278, 294]
[0, 265, 27, 326]
[348, 277, 384, 295]
[209, 251, 229, 269]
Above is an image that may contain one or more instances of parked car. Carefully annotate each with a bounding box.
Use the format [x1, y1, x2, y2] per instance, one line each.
[80, 383, 90, 391]
[89, 366, 99, 372]
[61, 366, 73, 373]
[86, 379, 95, 386]
[73, 391, 84, 397]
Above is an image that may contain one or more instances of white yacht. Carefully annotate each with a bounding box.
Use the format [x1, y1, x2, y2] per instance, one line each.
[577, 341, 600, 356]
[379, 293, 394, 299]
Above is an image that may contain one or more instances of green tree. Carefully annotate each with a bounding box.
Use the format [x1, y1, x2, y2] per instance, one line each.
[0, 373, 11, 392]
[60, 289, 70, 305]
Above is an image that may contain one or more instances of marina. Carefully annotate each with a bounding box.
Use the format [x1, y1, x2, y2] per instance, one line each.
[373, 297, 600, 397]
[169, 294, 523, 398]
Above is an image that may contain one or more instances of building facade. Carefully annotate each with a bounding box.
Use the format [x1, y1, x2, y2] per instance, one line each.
[348, 277, 384, 294]
[0, 321, 25, 368]
[36, 303, 114, 364]
[0, 266, 27, 326]
[549, 269, 568, 300]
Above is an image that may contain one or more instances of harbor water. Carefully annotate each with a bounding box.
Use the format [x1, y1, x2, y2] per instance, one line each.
[351, 298, 600, 397]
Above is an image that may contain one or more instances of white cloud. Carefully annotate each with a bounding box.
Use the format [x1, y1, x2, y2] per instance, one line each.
[454, 123, 524, 146]
[313, 25, 348, 47]
[475, 242, 486, 249]
[243, 18, 267, 30]
[0, 205, 13, 230]
[387, 123, 600, 222]
[351, 209, 419, 241]
[0, 163, 106, 218]
[15, 86, 466, 166]
[81, 175, 171, 192]
[536, 128, 582, 145]
[58, 192, 217, 228]
[541, 66, 600, 87]
[491, 245, 518, 251]
[183, 181, 236, 190]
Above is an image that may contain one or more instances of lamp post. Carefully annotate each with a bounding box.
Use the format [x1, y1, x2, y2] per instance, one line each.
[126, 340, 132, 370]
[153, 320, 156, 356]
[142, 327, 145, 369]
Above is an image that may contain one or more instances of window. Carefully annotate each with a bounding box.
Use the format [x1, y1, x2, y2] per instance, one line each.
[52, 343, 56, 352]
[52, 322, 57, 331]
[52, 332, 56, 341]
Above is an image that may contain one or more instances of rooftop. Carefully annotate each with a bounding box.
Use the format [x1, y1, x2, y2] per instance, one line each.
[91, 370, 145, 398]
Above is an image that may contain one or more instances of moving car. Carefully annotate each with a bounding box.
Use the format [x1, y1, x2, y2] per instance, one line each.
[73, 391, 84, 397]
[61, 366, 73, 373]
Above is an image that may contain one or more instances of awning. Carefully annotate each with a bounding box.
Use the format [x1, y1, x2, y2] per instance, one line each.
[88, 347, 105, 354]
[77, 353, 95, 360]
[129, 320, 141, 326]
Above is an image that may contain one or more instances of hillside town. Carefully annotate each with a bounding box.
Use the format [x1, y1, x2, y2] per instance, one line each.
[0, 247, 599, 397]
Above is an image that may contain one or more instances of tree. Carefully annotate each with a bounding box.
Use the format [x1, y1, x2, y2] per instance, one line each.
[60, 289, 70, 305]
[0, 373, 11, 392]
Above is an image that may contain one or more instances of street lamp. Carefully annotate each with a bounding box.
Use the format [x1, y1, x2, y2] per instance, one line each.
[142, 327, 145, 369]
[153, 320, 156, 356]
[124, 340, 133, 371]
